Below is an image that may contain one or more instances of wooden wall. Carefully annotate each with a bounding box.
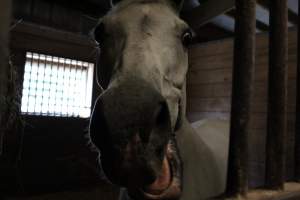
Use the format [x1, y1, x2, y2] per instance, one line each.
[3, 22, 112, 197]
[0, 0, 12, 197]
[186, 28, 297, 188]
[12, 0, 102, 35]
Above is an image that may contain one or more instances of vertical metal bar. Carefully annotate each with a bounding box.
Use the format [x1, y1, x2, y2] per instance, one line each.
[295, 0, 300, 182]
[265, 0, 288, 190]
[226, 0, 256, 196]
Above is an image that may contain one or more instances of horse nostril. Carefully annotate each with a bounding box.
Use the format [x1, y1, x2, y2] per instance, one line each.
[154, 102, 169, 128]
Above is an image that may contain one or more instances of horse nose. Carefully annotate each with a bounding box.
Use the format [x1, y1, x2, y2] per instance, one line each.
[89, 78, 172, 186]
[90, 79, 171, 149]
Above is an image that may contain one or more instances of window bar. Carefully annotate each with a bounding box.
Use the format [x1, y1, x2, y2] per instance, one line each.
[83, 62, 89, 117]
[58, 58, 65, 116]
[265, 0, 288, 190]
[73, 60, 79, 117]
[37, 53, 43, 115]
[295, 0, 300, 182]
[70, 60, 76, 117]
[77, 61, 84, 117]
[34, 53, 41, 114]
[25, 52, 33, 113]
[54, 57, 60, 116]
[225, 0, 256, 196]
[21, 52, 94, 118]
[40, 55, 46, 115]
[66, 59, 72, 117]
[46, 55, 50, 116]
[30, 53, 37, 114]
[52, 57, 57, 116]
[80, 62, 87, 117]
[68, 60, 74, 116]
[47, 55, 54, 116]
[86, 63, 94, 117]
[62, 58, 68, 117]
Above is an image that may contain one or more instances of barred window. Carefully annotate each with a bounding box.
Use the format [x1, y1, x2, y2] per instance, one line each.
[21, 52, 94, 118]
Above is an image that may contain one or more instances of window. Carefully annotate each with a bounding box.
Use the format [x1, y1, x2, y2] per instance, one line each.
[21, 52, 94, 118]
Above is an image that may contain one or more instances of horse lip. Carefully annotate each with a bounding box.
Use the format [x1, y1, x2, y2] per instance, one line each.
[139, 159, 181, 200]
[138, 141, 182, 200]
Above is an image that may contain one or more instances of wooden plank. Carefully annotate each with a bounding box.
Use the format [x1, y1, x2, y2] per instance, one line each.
[192, 23, 233, 43]
[265, 0, 288, 190]
[10, 21, 97, 62]
[181, 0, 235, 30]
[187, 94, 295, 114]
[0, 0, 11, 156]
[186, 112, 230, 122]
[295, 0, 300, 182]
[12, 0, 32, 20]
[31, 0, 52, 25]
[226, 0, 256, 196]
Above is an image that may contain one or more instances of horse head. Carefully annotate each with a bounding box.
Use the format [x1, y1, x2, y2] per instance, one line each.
[89, 0, 194, 199]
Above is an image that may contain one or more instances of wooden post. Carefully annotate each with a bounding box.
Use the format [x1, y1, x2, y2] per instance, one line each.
[0, 0, 12, 155]
[225, 0, 256, 196]
[295, 0, 300, 182]
[265, 0, 288, 190]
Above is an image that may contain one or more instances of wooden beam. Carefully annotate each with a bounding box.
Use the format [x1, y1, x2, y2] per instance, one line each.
[10, 21, 97, 62]
[257, 0, 269, 10]
[226, 0, 256, 196]
[265, 0, 288, 190]
[288, 9, 298, 25]
[181, 0, 235, 30]
[256, 20, 269, 32]
[295, 0, 300, 182]
[226, 9, 269, 32]
[0, 0, 12, 155]
[258, 0, 297, 26]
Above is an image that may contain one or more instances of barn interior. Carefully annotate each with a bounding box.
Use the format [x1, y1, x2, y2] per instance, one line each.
[0, 0, 300, 199]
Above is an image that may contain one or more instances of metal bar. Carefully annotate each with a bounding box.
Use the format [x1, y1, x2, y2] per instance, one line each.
[225, 0, 256, 196]
[295, 0, 300, 182]
[265, 0, 288, 190]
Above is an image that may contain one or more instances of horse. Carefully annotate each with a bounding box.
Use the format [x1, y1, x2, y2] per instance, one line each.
[89, 0, 230, 199]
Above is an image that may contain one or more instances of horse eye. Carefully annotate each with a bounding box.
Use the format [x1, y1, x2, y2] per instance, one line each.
[181, 29, 193, 47]
[94, 22, 106, 45]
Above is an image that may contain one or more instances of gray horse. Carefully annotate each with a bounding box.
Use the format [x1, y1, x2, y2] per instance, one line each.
[89, 0, 229, 199]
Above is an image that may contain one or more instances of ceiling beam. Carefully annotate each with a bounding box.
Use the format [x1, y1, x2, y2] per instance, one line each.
[255, 19, 270, 32]
[226, 9, 269, 32]
[257, 0, 297, 25]
[181, 0, 235, 30]
[288, 9, 298, 25]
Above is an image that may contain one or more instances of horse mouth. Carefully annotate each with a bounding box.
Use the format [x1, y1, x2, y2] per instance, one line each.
[133, 140, 182, 200]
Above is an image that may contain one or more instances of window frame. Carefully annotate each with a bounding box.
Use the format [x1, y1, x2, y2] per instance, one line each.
[10, 21, 101, 120]
[21, 52, 95, 118]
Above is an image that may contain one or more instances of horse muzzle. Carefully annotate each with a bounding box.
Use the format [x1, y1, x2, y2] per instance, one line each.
[90, 77, 181, 191]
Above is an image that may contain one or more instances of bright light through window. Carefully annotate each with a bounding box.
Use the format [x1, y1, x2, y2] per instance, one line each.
[21, 52, 94, 118]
